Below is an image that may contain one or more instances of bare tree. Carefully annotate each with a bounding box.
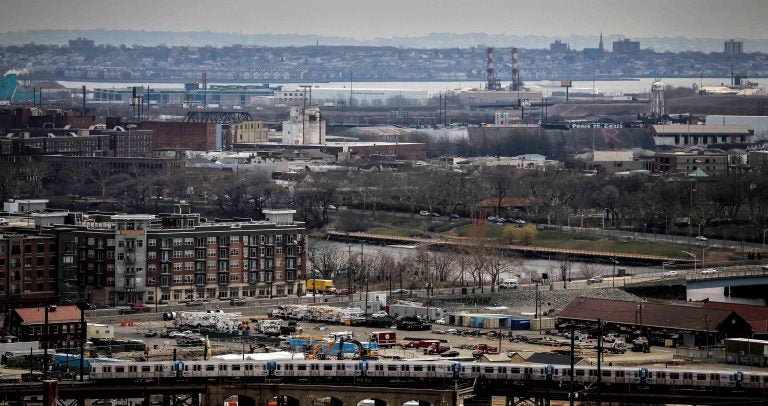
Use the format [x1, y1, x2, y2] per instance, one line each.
[306, 242, 347, 279]
[485, 247, 513, 292]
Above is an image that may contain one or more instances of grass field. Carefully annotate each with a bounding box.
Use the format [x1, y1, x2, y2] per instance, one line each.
[333, 211, 743, 261]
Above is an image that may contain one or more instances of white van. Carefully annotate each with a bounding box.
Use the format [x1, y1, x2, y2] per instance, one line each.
[500, 279, 519, 289]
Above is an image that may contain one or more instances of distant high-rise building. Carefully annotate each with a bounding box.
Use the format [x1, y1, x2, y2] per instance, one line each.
[612, 38, 640, 54]
[550, 40, 569, 53]
[68, 37, 95, 52]
[724, 39, 743, 55]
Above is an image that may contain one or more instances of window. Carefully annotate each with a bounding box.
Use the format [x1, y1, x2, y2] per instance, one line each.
[174, 263, 182, 272]
[207, 275, 216, 282]
[230, 236, 240, 244]
[207, 261, 217, 270]
[276, 247, 282, 254]
[230, 273, 240, 281]
[207, 237, 216, 244]
[173, 238, 183, 246]
[276, 235, 282, 243]
[184, 238, 194, 246]
[147, 251, 156, 260]
[185, 262, 194, 271]
[184, 250, 193, 258]
[230, 248, 240, 257]
[148, 264, 156, 273]
[230, 260, 240, 269]
[147, 239, 156, 247]
[173, 251, 183, 259]
[207, 249, 216, 257]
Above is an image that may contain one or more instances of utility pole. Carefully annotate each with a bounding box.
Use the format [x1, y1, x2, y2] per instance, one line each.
[596, 318, 603, 406]
[704, 314, 711, 358]
[570, 324, 575, 406]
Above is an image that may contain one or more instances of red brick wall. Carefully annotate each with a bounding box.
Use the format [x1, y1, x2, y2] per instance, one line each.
[138, 121, 217, 150]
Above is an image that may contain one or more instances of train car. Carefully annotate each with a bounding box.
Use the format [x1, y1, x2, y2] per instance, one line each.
[86, 358, 768, 394]
[91, 361, 176, 380]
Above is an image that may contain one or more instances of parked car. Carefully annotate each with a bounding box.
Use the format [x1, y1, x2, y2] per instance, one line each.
[168, 331, 185, 338]
[514, 219, 526, 225]
[371, 311, 389, 319]
[449, 214, 461, 220]
[392, 288, 410, 296]
[700, 268, 717, 275]
[434, 318, 448, 325]
[336, 288, 354, 296]
[440, 350, 460, 357]
[587, 275, 604, 284]
[695, 235, 708, 241]
[144, 329, 157, 338]
[431, 212, 441, 217]
[419, 210, 430, 216]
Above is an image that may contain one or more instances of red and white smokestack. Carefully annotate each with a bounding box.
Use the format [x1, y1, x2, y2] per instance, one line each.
[487, 47, 495, 90]
[511, 47, 520, 91]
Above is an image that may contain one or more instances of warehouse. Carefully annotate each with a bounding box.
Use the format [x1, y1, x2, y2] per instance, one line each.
[558, 297, 752, 348]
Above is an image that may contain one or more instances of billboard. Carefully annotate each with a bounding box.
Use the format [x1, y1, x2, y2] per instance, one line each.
[560, 80, 572, 87]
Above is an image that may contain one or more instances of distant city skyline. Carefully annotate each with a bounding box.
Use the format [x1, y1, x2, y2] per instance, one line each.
[1, 0, 767, 40]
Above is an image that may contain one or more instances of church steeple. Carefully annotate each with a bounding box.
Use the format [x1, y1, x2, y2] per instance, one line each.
[599, 31, 604, 52]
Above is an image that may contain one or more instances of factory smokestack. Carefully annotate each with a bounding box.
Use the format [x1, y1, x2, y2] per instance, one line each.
[511, 47, 522, 91]
[486, 47, 500, 91]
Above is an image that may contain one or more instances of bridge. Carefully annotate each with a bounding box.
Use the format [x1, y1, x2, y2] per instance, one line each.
[3, 375, 767, 406]
[624, 265, 768, 289]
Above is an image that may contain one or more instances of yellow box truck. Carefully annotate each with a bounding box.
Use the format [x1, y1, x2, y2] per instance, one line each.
[307, 279, 337, 294]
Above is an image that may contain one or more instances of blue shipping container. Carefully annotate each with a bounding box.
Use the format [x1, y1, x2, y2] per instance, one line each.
[510, 319, 531, 330]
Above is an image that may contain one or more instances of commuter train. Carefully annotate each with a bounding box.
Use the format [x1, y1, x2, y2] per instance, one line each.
[90, 359, 768, 391]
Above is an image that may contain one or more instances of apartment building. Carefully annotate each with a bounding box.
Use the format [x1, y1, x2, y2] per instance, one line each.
[0, 233, 58, 310]
[55, 206, 306, 306]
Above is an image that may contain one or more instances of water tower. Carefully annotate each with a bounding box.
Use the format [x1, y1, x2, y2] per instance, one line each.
[650, 79, 666, 121]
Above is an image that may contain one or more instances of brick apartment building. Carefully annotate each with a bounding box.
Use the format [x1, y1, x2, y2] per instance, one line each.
[51, 205, 306, 306]
[0, 233, 58, 310]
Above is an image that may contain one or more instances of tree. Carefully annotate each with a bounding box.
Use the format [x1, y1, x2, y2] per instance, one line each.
[485, 247, 513, 292]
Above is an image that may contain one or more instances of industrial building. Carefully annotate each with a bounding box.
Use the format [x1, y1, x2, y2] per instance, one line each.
[93, 84, 276, 108]
[138, 121, 218, 151]
[558, 297, 752, 347]
[4, 305, 82, 350]
[282, 106, 326, 145]
[651, 124, 754, 148]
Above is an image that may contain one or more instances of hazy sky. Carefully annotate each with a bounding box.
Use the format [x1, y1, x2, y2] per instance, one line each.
[1, 0, 766, 39]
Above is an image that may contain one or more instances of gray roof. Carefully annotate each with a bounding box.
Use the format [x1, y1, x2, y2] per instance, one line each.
[526, 352, 586, 365]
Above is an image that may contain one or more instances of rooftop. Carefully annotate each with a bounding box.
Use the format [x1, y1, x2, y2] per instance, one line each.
[559, 297, 742, 332]
[14, 305, 81, 325]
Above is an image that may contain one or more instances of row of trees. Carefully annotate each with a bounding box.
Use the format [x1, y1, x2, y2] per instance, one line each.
[293, 164, 768, 242]
[6, 152, 768, 242]
[306, 240, 613, 292]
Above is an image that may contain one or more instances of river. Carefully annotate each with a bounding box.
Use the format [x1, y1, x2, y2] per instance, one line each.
[59, 78, 768, 97]
[309, 237, 765, 306]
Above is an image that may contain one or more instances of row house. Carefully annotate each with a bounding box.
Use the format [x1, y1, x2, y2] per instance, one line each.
[53, 205, 306, 307]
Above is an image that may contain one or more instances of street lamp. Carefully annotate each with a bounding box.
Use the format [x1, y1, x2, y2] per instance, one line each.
[609, 257, 619, 288]
[682, 250, 697, 272]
